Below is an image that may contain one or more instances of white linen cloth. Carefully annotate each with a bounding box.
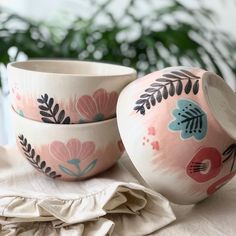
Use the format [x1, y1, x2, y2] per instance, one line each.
[0, 146, 175, 236]
[121, 154, 236, 236]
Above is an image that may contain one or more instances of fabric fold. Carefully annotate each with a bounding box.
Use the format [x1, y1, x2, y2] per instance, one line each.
[0, 146, 176, 235]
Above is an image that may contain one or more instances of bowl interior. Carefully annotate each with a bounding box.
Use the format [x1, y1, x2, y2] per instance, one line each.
[9, 60, 136, 77]
[203, 72, 236, 140]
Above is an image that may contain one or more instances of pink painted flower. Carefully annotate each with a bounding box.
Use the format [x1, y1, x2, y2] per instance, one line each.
[76, 89, 118, 122]
[50, 138, 95, 162]
[148, 127, 156, 136]
[151, 141, 159, 151]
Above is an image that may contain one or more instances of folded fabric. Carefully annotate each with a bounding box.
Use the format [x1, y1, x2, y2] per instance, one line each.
[0, 146, 175, 236]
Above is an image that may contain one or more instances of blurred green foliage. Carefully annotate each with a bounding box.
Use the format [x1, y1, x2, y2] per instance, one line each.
[0, 0, 236, 88]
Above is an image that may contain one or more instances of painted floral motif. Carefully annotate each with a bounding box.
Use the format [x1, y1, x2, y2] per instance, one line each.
[148, 127, 156, 136]
[207, 170, 236, 195]
[169, 99, 207, 140]
[151, 141, 159, 151]
[76, 88, 118, 122]
[50, 139, 97, 178]
[14, 88, 118, 124]
[142, 127, 160, 151]
[186, 147, 222, 183]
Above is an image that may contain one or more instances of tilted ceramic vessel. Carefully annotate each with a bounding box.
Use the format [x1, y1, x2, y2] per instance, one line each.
[8, 60, 137, 124]
[117, 66, 236, 204]
[12, 108, 125, 181]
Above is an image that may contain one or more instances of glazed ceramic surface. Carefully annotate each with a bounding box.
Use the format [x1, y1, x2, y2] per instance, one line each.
[12, 108, 124, 181]
[117, 66, 236, 204]
[8, 60, 137, 124]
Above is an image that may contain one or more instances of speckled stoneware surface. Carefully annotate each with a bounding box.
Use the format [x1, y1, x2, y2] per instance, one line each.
[117, 66, 236, 204]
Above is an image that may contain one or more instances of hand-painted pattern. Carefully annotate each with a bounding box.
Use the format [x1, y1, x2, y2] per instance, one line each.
[134, 69, 200, 115]
[169, 99, 207, 140]
[186, 147, 222, 183]
[37, 94, 71, 124]
[142, 127, 160, 151]
[35, 89, 118, 124]
[18, 135, 61, 179]
[76, 88, 118, 122]
[49, 139, 97, 178]
[207, 170, 236, 195]
[222, 143, 236, 172]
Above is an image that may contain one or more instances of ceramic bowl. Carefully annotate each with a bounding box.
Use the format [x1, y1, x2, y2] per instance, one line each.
[8, 60, 137, 124]
[117, 66, 236, 204]
[12, 108, 125, 181]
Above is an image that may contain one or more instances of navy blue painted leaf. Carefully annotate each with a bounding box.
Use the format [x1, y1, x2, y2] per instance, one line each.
[150, 94, 156, 106]
[52, 104, 59, 116]
[180, 69, 200, 79]
[37, 98, 44, 103]
[156, 90, 162, 102]
[134, 106, 141, 111]
[169, 81, 175, 96]
[40, 161, 46, 169]
[57, 110, 65, 123]
[162, 86, 168, 99]
[62, 116, 71, 124]
[193, 80, 199, 94]
[145, 88, 157, 93]
[42, 117, 54, 123]
[27, 143, 31, 152]
[146, 100, 151, 109]
[49, 171, 56, 177]
[45, 167, 51, 173]
[140, 106, 145, 115]
[140, 94, 150, 98]
[156, 78, 171, 83]
[35, 155, 40, 163]
[162, 73, 181, 79]
[38, 105, 49, 111]
[48, 98, 54, 109]
[150, 82, 163, 87]
[136, 99, 146, 104]
[171, 71, 189, 78]
[30, 149, 35, 158]
[42, 94, 48, 102]
[184, 79, 192, 94]
[176, 80, 183, 95]
[40, 111, 53, 117]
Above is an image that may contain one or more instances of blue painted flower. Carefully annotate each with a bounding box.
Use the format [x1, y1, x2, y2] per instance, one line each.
[169, 99, 207, 140]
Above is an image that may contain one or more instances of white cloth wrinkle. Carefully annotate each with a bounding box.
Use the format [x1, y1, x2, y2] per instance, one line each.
[0, 146, 175, 236]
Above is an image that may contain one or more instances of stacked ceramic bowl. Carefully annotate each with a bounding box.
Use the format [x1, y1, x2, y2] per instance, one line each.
[8, 60, 137, 181]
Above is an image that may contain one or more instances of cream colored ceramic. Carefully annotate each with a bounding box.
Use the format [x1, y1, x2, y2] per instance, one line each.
[12, 108, 124, 181]
[117, 66, 236, 204]
[8, 60, 137, 124]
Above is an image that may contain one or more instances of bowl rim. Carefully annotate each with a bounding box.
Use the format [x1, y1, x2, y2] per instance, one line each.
[7, 59, 137, 78]
[202, 71, 236, 140]
[11, 106, 117, 128]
